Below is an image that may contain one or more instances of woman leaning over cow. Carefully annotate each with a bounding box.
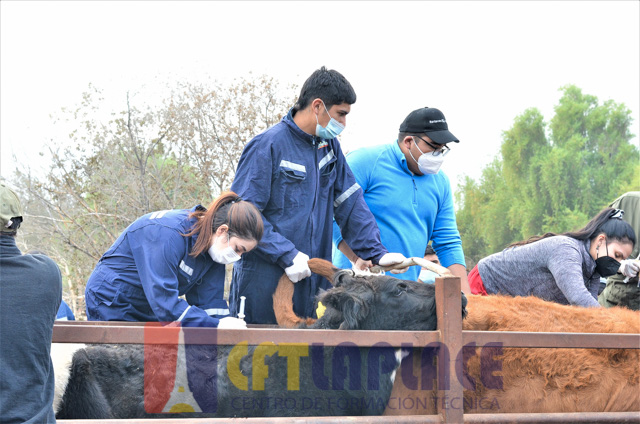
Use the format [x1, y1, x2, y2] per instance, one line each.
[85, 192, 263, 328]
[468, 208, 636, 307]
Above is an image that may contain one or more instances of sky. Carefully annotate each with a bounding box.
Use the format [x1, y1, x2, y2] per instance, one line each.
[1, 1, 639, 199]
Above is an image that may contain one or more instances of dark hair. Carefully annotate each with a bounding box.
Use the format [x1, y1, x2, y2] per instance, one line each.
[398, 132, 413, 143]
[293, 66, 356, 112]
[424, 244, 436, 256]
[509, 208, 636, 248]
[185, 191, 264, 257]
[398, 132, 432, 146]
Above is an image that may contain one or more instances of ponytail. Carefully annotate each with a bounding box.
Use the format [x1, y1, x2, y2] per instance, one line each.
[185, 191, 264, 257]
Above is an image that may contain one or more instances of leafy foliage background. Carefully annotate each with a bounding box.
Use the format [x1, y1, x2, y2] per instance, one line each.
[456, 85, 639, 266]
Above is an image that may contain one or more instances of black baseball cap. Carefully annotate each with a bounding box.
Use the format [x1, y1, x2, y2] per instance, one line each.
[399, 107, 459, 144]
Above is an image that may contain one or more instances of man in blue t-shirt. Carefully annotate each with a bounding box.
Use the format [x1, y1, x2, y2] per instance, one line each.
[332, 107, 470, 293]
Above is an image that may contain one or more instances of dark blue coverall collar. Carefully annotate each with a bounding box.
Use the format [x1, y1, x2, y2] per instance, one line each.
[284, 107, 320, 146]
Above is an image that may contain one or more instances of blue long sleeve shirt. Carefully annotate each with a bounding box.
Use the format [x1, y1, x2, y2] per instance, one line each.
[332, 140, 466, 281]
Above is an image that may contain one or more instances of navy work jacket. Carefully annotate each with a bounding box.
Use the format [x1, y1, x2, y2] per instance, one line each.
[229, 109, 387, 324]
[85, 206, 229, 326]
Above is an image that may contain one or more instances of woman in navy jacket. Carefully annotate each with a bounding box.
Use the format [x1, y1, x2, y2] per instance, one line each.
[85, 192, 263, 328]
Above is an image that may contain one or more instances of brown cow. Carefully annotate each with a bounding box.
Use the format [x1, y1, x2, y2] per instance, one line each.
[273, 267, 640, 414]
[461, 294, 639, 413]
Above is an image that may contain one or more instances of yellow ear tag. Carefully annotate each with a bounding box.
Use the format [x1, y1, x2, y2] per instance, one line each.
[316, 301, 326, 318]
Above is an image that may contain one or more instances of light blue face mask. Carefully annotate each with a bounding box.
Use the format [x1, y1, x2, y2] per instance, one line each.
[315, 100, 345, 139]
[418, 269, 438, 284]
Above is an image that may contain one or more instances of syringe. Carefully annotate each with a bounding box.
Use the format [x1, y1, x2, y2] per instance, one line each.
[238, 296, 246, 321]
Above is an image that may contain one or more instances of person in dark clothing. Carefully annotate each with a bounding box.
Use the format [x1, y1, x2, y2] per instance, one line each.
[85, 192, 263, 329]
[229, 66, 407, 324]
[599, 192, 640, 309]
[0, 182, 62, 423]
[27, 249, 76, 320]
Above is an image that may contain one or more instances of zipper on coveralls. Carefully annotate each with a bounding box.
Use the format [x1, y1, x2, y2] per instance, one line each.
[310, 137, 318, 258]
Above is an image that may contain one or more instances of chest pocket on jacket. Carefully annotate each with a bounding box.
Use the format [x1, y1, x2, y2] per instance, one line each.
[319, 150, 337, 195]
[177, 259, 195, 293]
[277, 160, 307, 208]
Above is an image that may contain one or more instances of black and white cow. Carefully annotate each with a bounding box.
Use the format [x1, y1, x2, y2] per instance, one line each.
[55, 261, 467, 418]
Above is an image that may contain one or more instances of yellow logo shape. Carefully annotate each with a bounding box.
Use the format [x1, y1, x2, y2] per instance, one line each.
[168, 403, 196, 413]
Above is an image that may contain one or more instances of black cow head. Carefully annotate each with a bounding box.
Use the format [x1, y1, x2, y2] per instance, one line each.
[311, 270, 467, 331]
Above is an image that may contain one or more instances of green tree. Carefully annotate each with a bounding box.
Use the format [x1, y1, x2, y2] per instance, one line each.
[501, 108, 551, 239]
[456, 85, 639, 264]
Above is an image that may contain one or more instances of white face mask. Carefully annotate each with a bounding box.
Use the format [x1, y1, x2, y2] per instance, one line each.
[418, 269, 438, 284]
[208, 233, 241, 265]
[315, 100, 345, 139]
[409, 137, 445, 174]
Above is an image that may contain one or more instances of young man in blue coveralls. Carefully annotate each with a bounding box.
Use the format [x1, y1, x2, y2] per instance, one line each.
[332, 107, 471, 294]
[229, 67, 408, 324]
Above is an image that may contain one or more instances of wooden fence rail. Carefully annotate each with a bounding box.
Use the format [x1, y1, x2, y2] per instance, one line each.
[54, 276, 640, 424]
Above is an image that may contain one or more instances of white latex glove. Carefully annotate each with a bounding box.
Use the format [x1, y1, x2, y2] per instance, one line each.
[619, 259, 640, 279]
[285, 251, 311, 283]
[218, 317, 247, 329]
[378, 252, 409, 274]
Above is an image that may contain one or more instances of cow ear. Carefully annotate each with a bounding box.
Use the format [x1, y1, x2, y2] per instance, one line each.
[321, 287, 373, 330]
[319, 288, 347, 311]
[338, 291, 373, 329]
[333, 270, 355, 287]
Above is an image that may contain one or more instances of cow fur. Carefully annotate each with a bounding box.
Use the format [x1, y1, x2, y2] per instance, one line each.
[273, 258, 334, 328]
[385, 294, 640, 415]
[55, 259, 467, 419]
[51, 343, 85, 413]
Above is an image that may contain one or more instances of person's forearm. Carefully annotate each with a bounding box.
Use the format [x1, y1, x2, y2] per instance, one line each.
[448, 263, 471, 295]
[338, 240, 359, 263]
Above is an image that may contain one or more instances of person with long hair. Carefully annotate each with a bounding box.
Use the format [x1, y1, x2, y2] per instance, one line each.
[599, 192, 640, 309]
[85, 192, 263, 328]
[467, 208, 636, 307]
